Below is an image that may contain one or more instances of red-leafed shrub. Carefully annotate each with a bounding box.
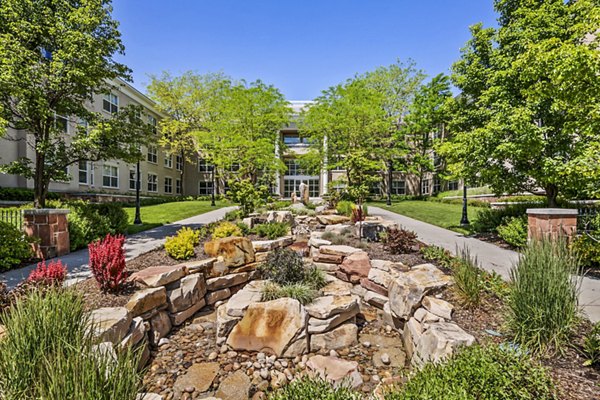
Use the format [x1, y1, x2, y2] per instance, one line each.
[351, 205, 368, 223]
[27, 260, 67, 285]
[88, 234, 128, 292]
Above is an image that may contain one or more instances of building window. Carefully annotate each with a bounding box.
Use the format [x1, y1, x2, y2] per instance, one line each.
[421, 179, 430, 195]
[102, 164, 119, 188]
[230, 163, 240, 172]
[369, 181, 382, 195]
[78, 161, 89, 184]
[198, 181, 213, 195]
[176, 155, 183, 171]
[147, 146, 158, 164]
[164, 177, 173, 193]
[283, 179, 319, 198]
[147, 173, 158, 192]
[448, 180, 459, 191]
[148, 115, 157, 134]
[176, 179, 182, 195]
[198, 158, 213, 172]
[391, 180, 406, 195]
[164, 153, 173, 168]
[433, 177, 442, 194]
[284, 159, 306, 176]
[55, 114, 68, 134]
[129, 169, 136, 190]
[103, 93, 119, 114]
[283, 134, 309, 145]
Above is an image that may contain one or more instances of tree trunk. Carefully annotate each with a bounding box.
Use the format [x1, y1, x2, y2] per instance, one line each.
[546, 184, 559, 208]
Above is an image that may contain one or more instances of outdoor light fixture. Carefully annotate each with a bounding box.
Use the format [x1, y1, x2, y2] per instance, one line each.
[134, 160, 143, 225]
[460, 184, 469, 226]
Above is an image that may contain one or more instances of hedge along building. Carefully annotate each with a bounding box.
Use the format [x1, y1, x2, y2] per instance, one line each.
[275, 101, 460, 200]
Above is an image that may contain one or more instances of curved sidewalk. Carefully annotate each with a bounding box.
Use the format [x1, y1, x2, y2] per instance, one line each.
[0, 206, 237, 289]
[369, 206, 600, 323]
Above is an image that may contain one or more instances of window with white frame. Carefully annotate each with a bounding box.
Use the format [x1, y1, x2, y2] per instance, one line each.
[164, 153, 173, 168]
[176, 179, 182, 194]
[147, 173, 158, 192]
[129, 169, 136, 190]
[102, 164, 119, 188]
[164, 177, 173, 193]
[176, 155, 183, 171]
[433, 177, 442, 194]
[422, 179, 430, 195]
[198, 181, 213, 195]
[78, 161, 89, 184]
[103, 93, 119, 114]
[448, 180, 459, 191]
[147, 146, 158, 164]
[198, 158, 213, 172]
[391, 180, 406, 195]
[55, 113, 68, 134]
[284, 159, 306, 176]
[148, 115, 157, 134]
[230, 163, 240, 172]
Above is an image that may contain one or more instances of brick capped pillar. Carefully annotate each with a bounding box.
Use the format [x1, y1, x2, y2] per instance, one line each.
[526, 208, 578, 242]
[23, 209, 70, 259]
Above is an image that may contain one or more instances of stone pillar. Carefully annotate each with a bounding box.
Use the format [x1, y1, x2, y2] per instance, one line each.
[526, 208, 578, 242]
[23, 209, 70, 259]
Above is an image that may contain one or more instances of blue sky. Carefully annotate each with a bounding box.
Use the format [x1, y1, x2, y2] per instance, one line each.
[112, 1, 498, 100]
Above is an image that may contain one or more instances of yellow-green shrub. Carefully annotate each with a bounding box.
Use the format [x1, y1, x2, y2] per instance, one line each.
[212, 221, 243, 239]
[164, 227, 200, 260]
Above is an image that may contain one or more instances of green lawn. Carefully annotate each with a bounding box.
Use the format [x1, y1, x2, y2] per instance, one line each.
[370, 200, 482, 235]
[124, 200, 230, 234]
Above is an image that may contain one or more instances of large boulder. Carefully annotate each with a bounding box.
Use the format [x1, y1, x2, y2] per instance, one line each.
[339, 251, 371, 278]
[388, 264, 452, 320]
[412, 322, 475, 368]
[89, 307, 132, 344]
[166, 273, 206, 313]
[306, 355, 363, 389]
[204, 237, 255, 268]
[227, 298, 307, 357]
[126, 287, 167, 317]
[129, 265, 187, 288]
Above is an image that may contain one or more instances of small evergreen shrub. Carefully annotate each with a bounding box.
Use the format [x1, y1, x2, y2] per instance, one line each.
[236, 222, 251, 236]
[88, 234, 128, 292]
[452, 246, 484, 308]
[336, 200, 354, 217]
[268, 376, 362, 400]
[508, 239, 580, 354]
[260, 248, 306, 285]
[164, 227, 200, 260]
[0, 221, 33, 271]
[27, 260, 67, 286]
[212, 221, 243, 239]
[383, 227, 418, 254]
[0, 288, 142, 399]
[497, 216, 528, 248]
[384, 345, 557, 400]
[252, 222, 289, 240]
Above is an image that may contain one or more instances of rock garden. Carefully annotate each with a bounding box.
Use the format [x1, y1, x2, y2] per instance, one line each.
[1, 202, 599, 400]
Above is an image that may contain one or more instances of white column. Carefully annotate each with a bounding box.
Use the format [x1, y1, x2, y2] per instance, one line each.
[274, 137, 281, 195]
[321, 136, 328, 195]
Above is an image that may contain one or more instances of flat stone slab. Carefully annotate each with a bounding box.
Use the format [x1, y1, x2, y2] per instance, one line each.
[173, 362, 219, 397]
[305, 295, 359, 319]
[320, 245, 364, 257]
[129, 265, 187, 288]
[310, 323, 358, 352]
[306, 355, 363, 388]
[215, 370, 251, 400]
[422, 296, 454, 320]
[89, 307, 132, 344]
[252, 236, 294, 252]
[126, 287, 167, 317]
[225, 280, 266, 317]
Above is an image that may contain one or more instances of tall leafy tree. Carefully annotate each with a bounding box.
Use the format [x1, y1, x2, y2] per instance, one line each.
[0, 0, 153, 207]
[147, 71, 229, 184]
[440, 0, 600, 206]
[402, 74, 452, 194]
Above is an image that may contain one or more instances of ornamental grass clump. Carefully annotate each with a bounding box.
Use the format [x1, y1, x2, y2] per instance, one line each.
[507, 238, 580, 354]
[88, 234, 128, 292]
[452, 246, 485, 308]
[0, 288, 142, 400]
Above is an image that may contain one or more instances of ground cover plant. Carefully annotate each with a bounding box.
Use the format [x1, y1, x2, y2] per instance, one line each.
[0, 288, 142, 400]
[259, 248, 326, 304]
[164, 227, 200, 260]
[0, 221, 33, 271]
[251, 222, 290, 240]
[507, 239, 580, 354]
[212, 221, 243, 239]
[268, 376, 362, 400]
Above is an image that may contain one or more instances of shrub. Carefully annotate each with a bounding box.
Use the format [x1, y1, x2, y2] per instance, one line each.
[224, 209, 245, 222]
[236, 222, 251, 236]
[497, 216, 528, 248]
[261, 282, 318, 305]
[27, 260, 67, 286]
[88, 234, 128, 292]
[268, 200, 292, 210]
[336, 200, 354, 217]
[260, 248, 306, 285]
[383, 227, 418, 254]
[473, 202, 539, 233]
[583, 322, 600, 366]
[384, 344, 557, 400]
[351, 204, 367, 223]
[452, 246, 484, 308]
[227, 179, 269, 216]
[252, 222, 290, 240]
[419, 245, 453, 268]
[65, 201, 128, 251]
[212, 221, 243, 239]
[164, 227, 200, 260]
[572, 233, 600, 268]
[0, 288, 142, 400]
[0, 221, 33, 271]
[507, 239, 580, 354]
[268, 376, 362, 400]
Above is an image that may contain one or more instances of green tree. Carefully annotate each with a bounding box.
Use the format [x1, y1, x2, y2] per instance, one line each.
[0, 0, 153, 208]
[402, 74, 452, 194]
[440, 0, 600, 207]
[147, 71, 229, 186]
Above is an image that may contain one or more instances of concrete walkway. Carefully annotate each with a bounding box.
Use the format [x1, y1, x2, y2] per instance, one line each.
[369, 206, 600, 323]
[0, 206, 237, 289]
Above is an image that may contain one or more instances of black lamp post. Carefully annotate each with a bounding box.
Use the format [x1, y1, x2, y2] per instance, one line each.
[133, 160, 143, 225]
[460, 183, 469, 226]
[211, 164, 216, 207]
[386, 159, 393, 206]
